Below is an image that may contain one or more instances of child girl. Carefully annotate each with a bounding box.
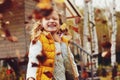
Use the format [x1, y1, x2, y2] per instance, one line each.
[26, 9, 79, 80]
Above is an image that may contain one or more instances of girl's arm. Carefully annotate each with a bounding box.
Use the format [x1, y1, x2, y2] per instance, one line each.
[67, 46, 79, 79]
[26, 41, 42, 80]
[61, 43, 79, 79]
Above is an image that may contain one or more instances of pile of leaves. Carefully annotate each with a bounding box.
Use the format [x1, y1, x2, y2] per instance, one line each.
[0, 67, 16, 80]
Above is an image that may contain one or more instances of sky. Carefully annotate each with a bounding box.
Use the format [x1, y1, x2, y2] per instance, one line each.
[75, 0, 120, 11]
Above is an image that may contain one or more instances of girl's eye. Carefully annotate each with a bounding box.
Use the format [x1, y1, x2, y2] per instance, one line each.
[45, 17, 50, 20]
[53, 17, 58, 20]
[45, 17, 59, 20]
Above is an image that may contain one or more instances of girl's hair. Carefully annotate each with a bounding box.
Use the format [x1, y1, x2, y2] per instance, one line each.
[30, 9, 62, 43]
[31, 21, 43, 42]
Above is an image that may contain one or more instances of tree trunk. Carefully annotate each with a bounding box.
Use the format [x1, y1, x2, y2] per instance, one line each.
[110, 0, 117, 66]
[83, 0, 91, 65]
[88, 0, 99, 68]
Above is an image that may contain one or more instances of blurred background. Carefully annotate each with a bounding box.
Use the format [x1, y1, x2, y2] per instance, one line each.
[0, 0, 120, 80]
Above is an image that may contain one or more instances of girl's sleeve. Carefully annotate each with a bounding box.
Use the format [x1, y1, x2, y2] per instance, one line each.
[26, 40, 42, 80]
[67, 46, 79, 78]
[61, 42, 79, 78]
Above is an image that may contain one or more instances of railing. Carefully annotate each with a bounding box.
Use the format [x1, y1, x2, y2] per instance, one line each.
[70, 40, 94, 80]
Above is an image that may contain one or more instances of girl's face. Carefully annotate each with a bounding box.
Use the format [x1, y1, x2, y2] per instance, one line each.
[41, 11, 60, 33]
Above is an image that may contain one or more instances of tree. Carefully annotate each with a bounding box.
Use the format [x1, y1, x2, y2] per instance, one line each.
[88, 0, 99, 68]
[83, 0, 91, 65]
[110, 0, 117, 66]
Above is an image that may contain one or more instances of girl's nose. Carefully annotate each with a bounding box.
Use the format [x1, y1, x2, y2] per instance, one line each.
[49, 18, 54, 22]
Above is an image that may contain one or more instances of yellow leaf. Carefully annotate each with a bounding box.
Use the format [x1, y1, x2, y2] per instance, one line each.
[54, 0, 64, 3]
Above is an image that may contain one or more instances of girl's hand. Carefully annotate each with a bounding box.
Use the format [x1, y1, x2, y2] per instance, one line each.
[27, 77, 35, 80]
[74, 77, 79, 80]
